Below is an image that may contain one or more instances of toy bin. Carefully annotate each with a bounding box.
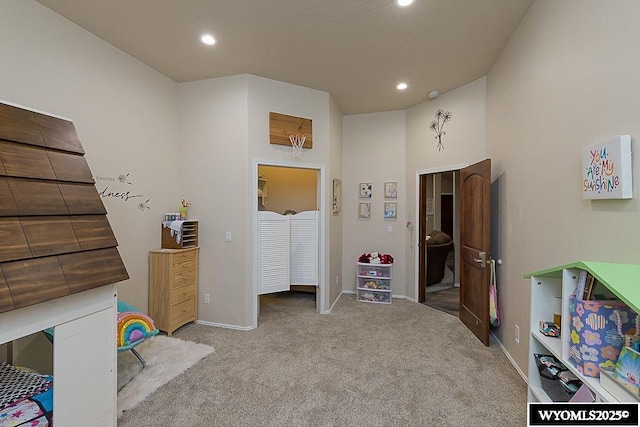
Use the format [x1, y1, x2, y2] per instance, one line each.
[357, 277, 391, 291]
[568, 295, 636, 378]
[535, 353, 582, 402]
[357, 290, 391, 304]
[357, 263, 391, 278]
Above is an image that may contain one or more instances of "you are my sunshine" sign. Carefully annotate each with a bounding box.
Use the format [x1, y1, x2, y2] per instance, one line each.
[582, 135, 633, 200]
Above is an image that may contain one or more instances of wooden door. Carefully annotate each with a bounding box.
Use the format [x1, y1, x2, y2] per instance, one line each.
[459, 159, 491, 346]
[418, 174, 427, 303]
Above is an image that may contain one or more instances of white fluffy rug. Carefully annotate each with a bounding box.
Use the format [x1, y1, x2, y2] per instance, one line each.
[117, 335, 214, 417]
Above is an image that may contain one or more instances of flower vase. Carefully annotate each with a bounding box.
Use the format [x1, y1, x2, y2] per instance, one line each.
[179, 207, 188, 220]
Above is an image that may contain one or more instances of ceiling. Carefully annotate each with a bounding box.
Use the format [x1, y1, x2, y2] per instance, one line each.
[36, 0, 534, 115]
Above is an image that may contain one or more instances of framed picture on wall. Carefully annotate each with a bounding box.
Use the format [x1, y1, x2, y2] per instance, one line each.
[384, 181, 397, 198]
[332, 178, 342, 213]
[359, 182, 372, 198]
[359, 202, 371, 218]
[426, 198, 434, 215]
[384, 202, 397, 219]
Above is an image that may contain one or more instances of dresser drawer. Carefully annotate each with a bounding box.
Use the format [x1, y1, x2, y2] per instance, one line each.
[172, 284, 196, 305]
[172, 268, 196, 288]
[172, 250, 196, 274]
[171, 297, 196, 326]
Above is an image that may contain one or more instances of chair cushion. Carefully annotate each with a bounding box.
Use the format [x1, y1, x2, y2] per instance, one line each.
[427, 230, 452, 245]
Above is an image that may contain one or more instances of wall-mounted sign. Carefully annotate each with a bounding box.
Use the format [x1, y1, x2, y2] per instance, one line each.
[582, 135, 632, 199]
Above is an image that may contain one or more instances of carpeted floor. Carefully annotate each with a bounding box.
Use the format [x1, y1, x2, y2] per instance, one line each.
[117, 291, 526, 426]
[117, 335, 214, 416]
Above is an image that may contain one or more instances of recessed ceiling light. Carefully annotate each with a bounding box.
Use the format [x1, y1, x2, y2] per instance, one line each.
[394, 0, 415, 7]
[200, 34, 217, 46]
[397, 82, 408, 90]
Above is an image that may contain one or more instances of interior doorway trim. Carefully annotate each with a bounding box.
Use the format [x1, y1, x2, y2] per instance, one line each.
[252, 159, 326, 328]
[414, 163, 468, 301]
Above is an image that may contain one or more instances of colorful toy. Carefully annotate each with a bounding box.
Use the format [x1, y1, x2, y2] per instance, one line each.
[117, 311, 159, 347]
[358, 252, 393, 264]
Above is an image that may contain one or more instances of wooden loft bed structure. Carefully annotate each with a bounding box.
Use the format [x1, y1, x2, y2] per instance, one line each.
[0, 101, 128, 425]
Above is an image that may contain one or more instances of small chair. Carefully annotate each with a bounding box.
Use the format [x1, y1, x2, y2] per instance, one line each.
[116, 300, 159, 368]
[426, 230, 453, 286]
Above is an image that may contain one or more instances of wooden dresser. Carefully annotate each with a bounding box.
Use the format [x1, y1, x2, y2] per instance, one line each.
[149, 247, 198, 336]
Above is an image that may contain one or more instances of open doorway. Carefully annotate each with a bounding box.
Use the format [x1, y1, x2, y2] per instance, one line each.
[252, 161, 326, 328]
[417, 168, 461, 316]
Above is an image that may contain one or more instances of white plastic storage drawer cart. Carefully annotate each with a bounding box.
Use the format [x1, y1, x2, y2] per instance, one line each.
[356, 262, 392, 304]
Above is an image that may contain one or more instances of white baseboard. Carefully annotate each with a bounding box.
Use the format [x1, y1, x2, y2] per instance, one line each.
[196, 320, 255, 331]
[491, 331, 528, 383]
[342, 290, 356, 294]
[324, 291, 345, 314]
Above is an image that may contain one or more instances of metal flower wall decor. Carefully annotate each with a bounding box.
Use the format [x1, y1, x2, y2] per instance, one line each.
[429, 109, 452, 151]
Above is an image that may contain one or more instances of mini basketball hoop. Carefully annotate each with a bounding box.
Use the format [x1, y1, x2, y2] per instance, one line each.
[289, 133, 306, 157]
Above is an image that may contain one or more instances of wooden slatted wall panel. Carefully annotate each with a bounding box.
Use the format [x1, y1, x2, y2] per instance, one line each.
[54, 307, 115, 425]
[0, 102, 128, 312]
[290, 211, 319, 286]
[257, 211, 290, 295]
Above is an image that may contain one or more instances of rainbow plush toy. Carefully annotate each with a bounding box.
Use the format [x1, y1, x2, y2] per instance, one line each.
[117, 311, 159, 348]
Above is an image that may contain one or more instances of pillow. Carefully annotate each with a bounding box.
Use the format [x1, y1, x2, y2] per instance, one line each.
[426, 230, 452, 245]
[117, 311, 159, 347]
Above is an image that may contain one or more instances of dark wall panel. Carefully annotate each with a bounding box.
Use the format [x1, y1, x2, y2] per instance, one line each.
[0, 140, 56, 180]
[0, 104, 45, 147]
[34, 113, 84, 154]
[0, 218, 32, 262]
[0, 178, 18, 216]
[0, 272, 15, 314]
[59, 183, 106, 215]
[20, 216, 81, 257]
[59, 250, 112, 294]
[48, 151, 94, 183]
[2, 257, 70, 308]
[0, 102, 128, 312]
[9, 179, 69, 215]
[71, 216, 117, 250]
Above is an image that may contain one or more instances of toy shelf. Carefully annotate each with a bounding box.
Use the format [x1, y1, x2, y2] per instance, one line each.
[356, 262, 392, 304]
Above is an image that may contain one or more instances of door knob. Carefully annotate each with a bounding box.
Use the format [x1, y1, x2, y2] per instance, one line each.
[473, 251, 487, 268]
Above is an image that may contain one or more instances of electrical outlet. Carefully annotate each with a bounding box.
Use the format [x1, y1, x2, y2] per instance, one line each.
[515, 324, 520, 344]
[387, 225, 393, 234]
[204, 293, 210, 304]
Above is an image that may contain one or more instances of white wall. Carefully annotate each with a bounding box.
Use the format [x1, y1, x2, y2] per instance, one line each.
[404, 78, 487, 298]
[342, 111, 407, 296]
[329, 96, 343, 304]
[486, 0, 640, 374]
[0, 1, 341, 330]
[178, 75, 250, 327]
[178, 75, 336, 327]
[247, 75, 335, 316]
[0, 0, 180, 313]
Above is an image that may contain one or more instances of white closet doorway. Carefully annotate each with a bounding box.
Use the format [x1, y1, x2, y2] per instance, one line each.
[252, 160, 326, 328]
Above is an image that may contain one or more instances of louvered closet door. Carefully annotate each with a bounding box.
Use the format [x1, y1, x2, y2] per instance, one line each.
[258, 211, 290, 295]
[290, 211, 319, 286]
